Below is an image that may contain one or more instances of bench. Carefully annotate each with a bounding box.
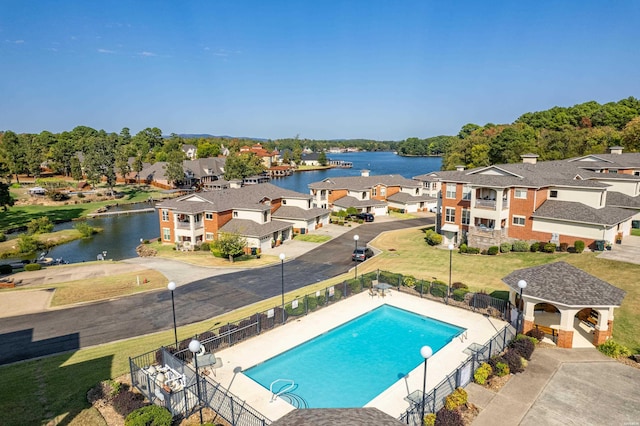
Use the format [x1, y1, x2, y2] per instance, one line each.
[534, 324, 557, 342]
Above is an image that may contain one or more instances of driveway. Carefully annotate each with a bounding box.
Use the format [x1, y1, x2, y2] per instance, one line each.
[0, 216, 433, 364]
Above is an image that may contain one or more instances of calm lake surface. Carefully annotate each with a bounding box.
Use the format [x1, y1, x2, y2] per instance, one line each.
[23, 152, 442, 263]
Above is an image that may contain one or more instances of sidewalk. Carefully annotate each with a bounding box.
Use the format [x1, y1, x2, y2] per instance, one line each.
[468, 347, 640, 425]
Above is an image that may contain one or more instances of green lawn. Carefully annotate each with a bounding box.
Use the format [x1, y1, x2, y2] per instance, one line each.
[1, 226, 638, 425]
[631, 228, 640, 237]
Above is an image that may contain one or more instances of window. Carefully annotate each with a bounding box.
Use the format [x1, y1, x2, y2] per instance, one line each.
[462, 185, 471, 200]
[282, 199, 287, 204]
[233, 211, 238, 217]
[609, 169, 618, 174]
[205, 232, 214, 241]
[372, 187, 377, 196]
[263, 211, 268, 222]
[461, 209, 470, 225]
[515, 188, 527, 199]
[362, 192, 366, 200]
[445, 207, 456, 223]
[446, 184, 457, 199]
[205, 212, 213, 220]
[162, 210, 169, 221]
[549, 190, 558, 198]
[381, 187, 386, 196]
[512, 215, 526, 226]
[163, 228, 171, 241]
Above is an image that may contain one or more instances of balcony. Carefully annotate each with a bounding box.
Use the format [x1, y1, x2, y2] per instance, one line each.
[474, 199, 509, 210]
[176, 221, 202, 229]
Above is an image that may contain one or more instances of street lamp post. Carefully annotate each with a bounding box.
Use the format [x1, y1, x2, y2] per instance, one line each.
[353, 234, 360, 279]
[517, 279, 527, 334]
[279, 253, 286, 324]
[447, 243, 454, 304]
[188, 339, 204, 424]
[167, 281, 178, 348]
[420, 345, 433, 422]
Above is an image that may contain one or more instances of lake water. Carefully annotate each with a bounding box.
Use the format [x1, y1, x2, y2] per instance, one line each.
[13, 152, 442, 263]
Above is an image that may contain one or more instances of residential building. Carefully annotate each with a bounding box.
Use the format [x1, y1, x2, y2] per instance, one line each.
[429, 148, 640, 249]
[240, 143, 279, 168]
[156, 183, 330, 252]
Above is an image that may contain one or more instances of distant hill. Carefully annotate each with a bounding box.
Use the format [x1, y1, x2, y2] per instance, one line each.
[177, 134, 269, 141]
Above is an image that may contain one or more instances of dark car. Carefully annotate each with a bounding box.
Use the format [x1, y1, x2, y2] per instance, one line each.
[355, 213, 374, 222]
[352, 247, 374, 262]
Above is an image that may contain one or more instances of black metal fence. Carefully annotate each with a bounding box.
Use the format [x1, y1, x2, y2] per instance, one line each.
[129, 269, 514, 425]
[398, 325, 516, 425]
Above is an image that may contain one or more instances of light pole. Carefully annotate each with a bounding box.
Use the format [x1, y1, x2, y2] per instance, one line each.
[420, 345, 433, 422]
[517, 279, 527, 334]
[188, 339, 204, 424]
[279, 253, 286, 324]
[353, 234, 360, 279]
[167, 281, 178, 348]
[447, 243, 454, 304]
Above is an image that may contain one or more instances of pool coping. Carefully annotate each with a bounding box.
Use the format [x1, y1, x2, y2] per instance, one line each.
[210, 290, 508, 421]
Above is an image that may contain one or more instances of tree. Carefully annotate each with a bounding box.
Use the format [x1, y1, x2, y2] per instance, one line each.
[213, 232, 246, 260]
[223, 152, 265, 180]
[82, 132, 116, 194]
[1, 130, 25, 182]
[196, 141, 220, 158]
[164, 150, 185, 187]
[22, 133, 46, 177]
[132, 155, 144, 185]
[317, 151, 328, 166]
[621, 116, 640, 152]
[0, 182, 14, 211]
[115, 146, 131, 182]
[70, 156, 83, 181]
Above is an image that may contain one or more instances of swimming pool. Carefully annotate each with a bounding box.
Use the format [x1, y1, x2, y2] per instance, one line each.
[243, 304, 465, 408]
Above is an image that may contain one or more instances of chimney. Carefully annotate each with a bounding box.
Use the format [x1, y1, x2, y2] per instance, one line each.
[361, 169, 370, 177]
[455, 165, 465, 172]
[609, 146, 624, 155]
[521, 154, 539, 164]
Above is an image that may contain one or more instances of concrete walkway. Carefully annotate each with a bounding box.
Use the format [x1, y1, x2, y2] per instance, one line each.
[468, 347, 640, 425]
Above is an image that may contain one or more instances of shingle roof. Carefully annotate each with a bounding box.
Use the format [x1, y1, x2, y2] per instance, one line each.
[532, 200, 636, 226]
[502, 262, 625, 307]
[308, 174, 420, 190]
[271, 408, 405, 426]
[386, 192, 435, 203]
[333, 196, 387, 209]
[219, 218, 292, 238]
[605, 191, 640, 209]
[272, 205, 330, 220]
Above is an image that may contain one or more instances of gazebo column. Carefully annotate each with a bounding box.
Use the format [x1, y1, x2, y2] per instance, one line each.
[593, 309, 611, 346]
[521, 300, 535, 334]
[556, 309, 577, 348]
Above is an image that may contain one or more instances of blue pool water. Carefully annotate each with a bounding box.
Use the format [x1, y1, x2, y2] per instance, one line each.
[244, 305, 464, 408]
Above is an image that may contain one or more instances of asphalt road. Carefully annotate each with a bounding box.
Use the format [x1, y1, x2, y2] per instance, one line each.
[0, 217, 433, 364]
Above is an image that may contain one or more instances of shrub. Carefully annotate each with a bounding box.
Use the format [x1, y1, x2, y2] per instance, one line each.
[503, 350, 525, 373]
[559, 242, 569, 252]
[494, 361, 510, 377]
[0, 233, 5, 242]
[512, 240, 530, 252]
[429, 280, 448, 297]
[510, 336, 535, 360]
[435, 407, 464, 426]
[500, 242, 512, 253]
[487, 246, 499, 255]
[76, 192, 85, 198]
[530, 242, 540, 252]
[473, 362, 492, 385]
[48, 191, 69, 202]
[423, 413, 436, 426]
[124, 404, 172, 426]
[574, 240, 585, 253]
[466, 246, 480, 254]
[597, 339, 632, 358]
[74, 222, 95, 238]
[112, 388, 147, 416]
[0, 264, 12, 274]
[526, 327, 544, 341]
[542, 243, 556, 253]
[199, 242, 210, 251]
[24, 263, 42, 271]
[451, 282, 468, 290]
[452, 288, 470, 301]
[27, 217, 54, 235]
[424, 229, 443, 246]
[444, 387, 468, 411]
[516, 332, 539, 345]
[458, 243, 467, 254]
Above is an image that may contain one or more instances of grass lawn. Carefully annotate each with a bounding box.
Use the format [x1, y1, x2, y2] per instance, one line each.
[292, 234, 331, 243]
[632, 228, 640, 237]
[0, 226, 638, 425]
[0, 229, 100, 259]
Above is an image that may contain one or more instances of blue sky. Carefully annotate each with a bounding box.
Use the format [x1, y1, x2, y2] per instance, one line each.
[1, 1, 639, 140]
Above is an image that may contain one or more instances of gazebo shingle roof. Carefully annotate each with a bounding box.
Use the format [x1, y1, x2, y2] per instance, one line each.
[270, 408, 405, 426]
[502, 261, 625, 307]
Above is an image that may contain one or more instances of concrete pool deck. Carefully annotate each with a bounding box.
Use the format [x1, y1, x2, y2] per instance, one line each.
[207, 290, 509, 421]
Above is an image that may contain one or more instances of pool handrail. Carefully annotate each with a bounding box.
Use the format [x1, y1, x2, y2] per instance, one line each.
[269, 378, 295, 402]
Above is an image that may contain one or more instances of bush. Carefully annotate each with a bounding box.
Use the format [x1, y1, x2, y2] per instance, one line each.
[0, 233, 5, 242]
[27, 217, 54, 235]
[458, 243, 467, 254]
[494, 361, 510, 377]
[526, 328, 545, 341]
[510, 336, 535, 360]
[542, 243, 556, 253]
[473, 362, 492, 385]
[48, 191, 70, 202]
[112, 388, 147, 416]
[487, 246, 499, 255]
[0, 264, 12, 274]
[74, 222, 95, 238]
[574, 240, 585, 253]
[77, 192, 85, 198]
[444, 387, 468, 411]
[530, 242, 540, 252]
[451, 282, 468, 290]
[452, 288, 470, 301]
[429, 280, 448, 297]
[512, 240, 530, 252]
[199, 242, 210, 251]
[500, 242, 512, 253]
[503, 349, 525, 373]
[124, 404, 172, 426]
[466, 246, 480, 254]
[24, 263, 42, 271]
[423, 413, 436, 426]
[516, 333, 539, 345]
[559, 242, 569, 252]
[598, 339, 632, 358]
[424, 229, 443, 246]
[435, 407, 464, 426]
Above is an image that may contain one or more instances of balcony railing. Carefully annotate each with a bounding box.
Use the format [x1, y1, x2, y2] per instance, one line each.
[475, 199, 496, 209]
[176, 221, 202, 229]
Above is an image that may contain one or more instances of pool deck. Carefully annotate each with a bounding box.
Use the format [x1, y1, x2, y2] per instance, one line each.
[209, 290, 508, 421]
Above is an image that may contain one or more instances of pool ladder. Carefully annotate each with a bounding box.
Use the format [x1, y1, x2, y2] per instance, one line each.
[270, 378, 295, 402]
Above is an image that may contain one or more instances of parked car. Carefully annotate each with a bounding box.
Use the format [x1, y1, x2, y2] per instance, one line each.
[352, 247, 374, 261]
[352, 212, 374, 222]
